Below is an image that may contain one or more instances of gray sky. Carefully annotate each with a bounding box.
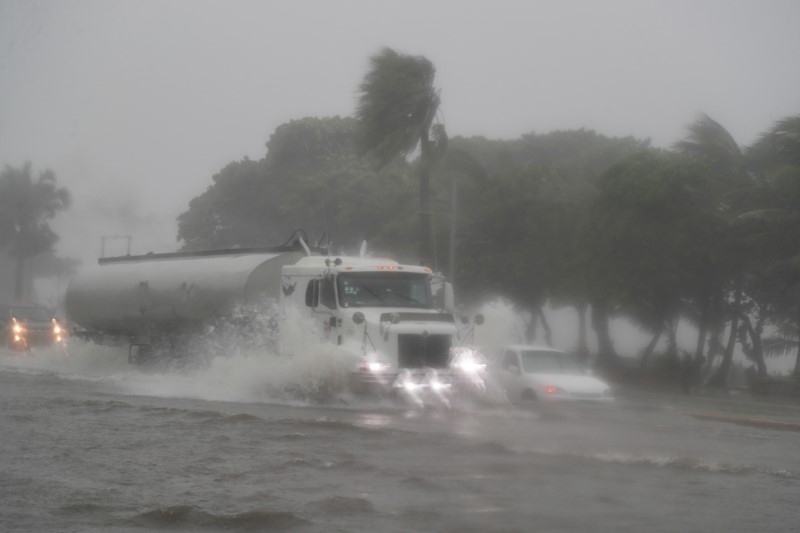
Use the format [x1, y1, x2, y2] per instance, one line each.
[1, 0, 798, 263]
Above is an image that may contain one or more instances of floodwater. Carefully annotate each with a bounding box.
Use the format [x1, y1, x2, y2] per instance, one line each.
[1, 341, 799, 533]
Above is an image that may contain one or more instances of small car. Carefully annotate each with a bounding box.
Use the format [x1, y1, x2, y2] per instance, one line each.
[493, 345, 614, 403]
[1, 303, 66, 351]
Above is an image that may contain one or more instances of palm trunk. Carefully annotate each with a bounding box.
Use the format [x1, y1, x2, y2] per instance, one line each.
[418, 135, 433, 267]
[539, 306, 553, 347]
[14, 255, 25, 302]
[639, 324, 663, 370]
[693, 298, 709, 365]
[666, 317, 679, 364]
[741, 315, 768, 377]
[708, 283, 743, 389]
[701, 291, 725, 381]
[794, 308, 800, 377]
[576, 302, 589, 363]
[591, 299, 619, 370]
[524, 312, 537, 343]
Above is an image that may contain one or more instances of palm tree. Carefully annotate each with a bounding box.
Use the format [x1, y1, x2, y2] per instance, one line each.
[674, 113, 752, 388]
[355, 47, 447, 266]
[744, 115, 800, 375]
[0, 163, 71, 301]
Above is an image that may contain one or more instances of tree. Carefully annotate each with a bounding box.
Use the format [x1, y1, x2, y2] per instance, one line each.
[672, 114, 755, 388]
[744, 115, 800, 375]
[451, 130, 648, 365]
[0, 163, 71, 301]
[178, 117, 417, 256]
[355, 47, 447, 266]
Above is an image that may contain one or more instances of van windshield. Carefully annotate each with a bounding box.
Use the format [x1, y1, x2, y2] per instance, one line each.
[337, 272, 433, 308]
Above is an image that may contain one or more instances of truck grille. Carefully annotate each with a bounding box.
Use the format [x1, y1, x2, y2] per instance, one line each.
[397, 333, 451, 369]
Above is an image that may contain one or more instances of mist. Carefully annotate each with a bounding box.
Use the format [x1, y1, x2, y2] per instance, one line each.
[2, 0, 799, 266]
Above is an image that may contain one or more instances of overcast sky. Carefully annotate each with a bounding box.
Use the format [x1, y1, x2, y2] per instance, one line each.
[1, 0, 798, 263]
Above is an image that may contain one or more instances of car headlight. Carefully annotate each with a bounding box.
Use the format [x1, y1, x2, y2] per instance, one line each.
[451, 347, 487, 374]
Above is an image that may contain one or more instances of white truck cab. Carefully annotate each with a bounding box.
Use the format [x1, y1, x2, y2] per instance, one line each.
[280, 255, 475, 395]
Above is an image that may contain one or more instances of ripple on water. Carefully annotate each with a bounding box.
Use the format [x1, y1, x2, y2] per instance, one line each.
[131, 505, 310, 530]
[400, 475, 445, 491]
[303, 495, 375, 516]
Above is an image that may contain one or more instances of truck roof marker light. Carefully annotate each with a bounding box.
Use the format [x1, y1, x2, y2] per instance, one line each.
[387, 266, 395, 270]
[345, 267, 353, 270]
[377, 266, 384, 270]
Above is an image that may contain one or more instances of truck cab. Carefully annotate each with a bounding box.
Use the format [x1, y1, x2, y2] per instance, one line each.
[280, 255, 468, 394]
[1, 303, 65, 351]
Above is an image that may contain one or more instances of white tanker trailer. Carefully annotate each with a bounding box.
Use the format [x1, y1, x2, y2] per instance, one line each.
[66, 238, 488, 402]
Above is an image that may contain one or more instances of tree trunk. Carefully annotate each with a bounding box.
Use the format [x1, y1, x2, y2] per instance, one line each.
[524, 311, 537, 343]
[591, 299, 619, 370]
[639, 324, 663, 370]
[575, 302, 589, 364]
[740, 315, 767, 377]
[418, 137, 433, 267]
[14, 254, 25, 302]
[539, 306, 553, 347]
[701, 291, 725, 382]
[708, 284, 743, 389]
[693, 299, 709, 366]
[448, 173, 458, 283]
[794, 308, 800, 377]
[793, 338, 800, 377]
[665, 317, 679, 364]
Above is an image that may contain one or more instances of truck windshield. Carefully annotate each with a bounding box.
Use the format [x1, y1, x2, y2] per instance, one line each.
[5, 306, 52, 322]
[337, 272, 433, 309]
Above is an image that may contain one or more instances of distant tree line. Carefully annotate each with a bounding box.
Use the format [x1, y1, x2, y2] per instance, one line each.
[177, 48, 800, 387]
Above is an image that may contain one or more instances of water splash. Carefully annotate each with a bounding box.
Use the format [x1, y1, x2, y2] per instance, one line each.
[0, 306, 355, 406]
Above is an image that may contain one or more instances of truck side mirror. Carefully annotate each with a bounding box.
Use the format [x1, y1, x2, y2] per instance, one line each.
[443, 282, 455, 312]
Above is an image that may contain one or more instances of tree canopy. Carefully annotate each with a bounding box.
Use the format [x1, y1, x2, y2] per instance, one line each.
[0, 163, 71, 301]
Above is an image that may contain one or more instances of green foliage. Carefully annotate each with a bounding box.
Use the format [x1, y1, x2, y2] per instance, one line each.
[355, 47, 446, 266]
[178, 104, 800, 380]
[355, 48, 440, 167]
[0, 163, 71, 256]
[0, 163, 71, 300]
[178, 117, 416, 255]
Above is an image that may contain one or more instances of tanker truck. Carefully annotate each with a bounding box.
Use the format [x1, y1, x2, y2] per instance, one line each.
[65, 237, 488, 402]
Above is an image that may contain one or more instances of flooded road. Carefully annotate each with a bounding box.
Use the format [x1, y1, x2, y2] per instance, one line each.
[1, 343, 798, 532]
